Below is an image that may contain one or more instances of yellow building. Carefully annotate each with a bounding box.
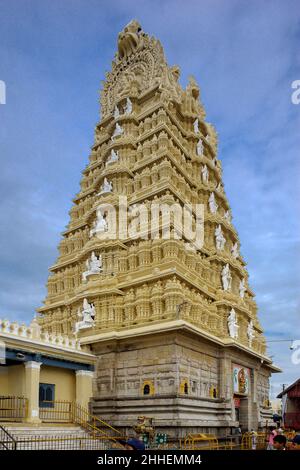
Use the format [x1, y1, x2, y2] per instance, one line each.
[0, 317, 95, 424]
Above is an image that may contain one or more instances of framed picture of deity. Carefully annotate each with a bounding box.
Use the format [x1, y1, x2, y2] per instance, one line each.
[232, 364, 250, 395]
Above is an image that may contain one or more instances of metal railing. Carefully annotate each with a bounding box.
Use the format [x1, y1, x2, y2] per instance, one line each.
[0, 425, 17, 450]
[73, 402, 122, 439]
[179, 433, 236, 450]
[6, 435, 112, 451]
[241, 432, 267, 450]
[0, 396, 28, 421]
[39, 400, 73, 422]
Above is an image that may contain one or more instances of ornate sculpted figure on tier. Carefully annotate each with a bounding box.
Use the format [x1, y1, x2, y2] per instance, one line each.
[193, 118, 199, 134]
[82, 252, 103, 281]
[228, 308, 239, 339]
[222, 263, 232, 291]
[74, 298, 95, 334]
[239, 278, 246, 298]
[201, 164, 209, 183]
[247, 320, 255, 347]
[197, 138, 204, 156]
[209, 192, 218, 214]
[215, 224, 226, 251]
[117, 19, 144, 60]
[124, 97, 133, 114]
[231, 242, 239, 259]
[113, 105, 120, 119]
[112, 123, 124, 140]
[99, 177, 113, 194]
[106, 149, 119, 166]
[90, 209, 108, 237]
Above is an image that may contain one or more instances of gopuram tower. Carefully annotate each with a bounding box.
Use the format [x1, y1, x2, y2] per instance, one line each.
[38, 21, 279, 437]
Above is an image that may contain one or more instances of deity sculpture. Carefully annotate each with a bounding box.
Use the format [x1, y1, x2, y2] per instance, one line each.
[201, 164, 209, 183]
[193, 118, 199, 134]
[224, 210, 231, 222]
[239, 278, 246, 298]
[90, 209, 108, 237]
[228, 308, 239, 339]
[197, 138, 204, 156]
[124, 97, 133, 114]
[82, 252, 103, 281]
[209, 192, 218, 214]
[113, 105, 120, 119]
[215, 224, 226, 251]
[247, 320, 255, 347]
[112, 123, 124, 140]
[106, 149, 119, 166]
[231, 242, 239, 259]
[222, 263, 232, 291]
[99, 177, 113, 194]
[74, 298, 95, 334]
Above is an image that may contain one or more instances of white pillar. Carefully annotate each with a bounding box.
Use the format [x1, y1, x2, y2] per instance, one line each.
[75, 370, 94, 409]
[24, 361, 42, 423]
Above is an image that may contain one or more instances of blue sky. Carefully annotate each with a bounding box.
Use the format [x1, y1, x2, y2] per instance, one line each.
[0, 0, 299, 398]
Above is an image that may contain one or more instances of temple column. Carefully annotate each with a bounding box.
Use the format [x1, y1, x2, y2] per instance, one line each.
[24, 361, 42, 423]
[75, 370, 94, 409]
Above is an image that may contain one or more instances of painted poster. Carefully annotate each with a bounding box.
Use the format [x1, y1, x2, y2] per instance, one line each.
[233, 364, 250, 395]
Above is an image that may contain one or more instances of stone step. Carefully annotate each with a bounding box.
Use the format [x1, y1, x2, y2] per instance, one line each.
[1, 425, 111, 450]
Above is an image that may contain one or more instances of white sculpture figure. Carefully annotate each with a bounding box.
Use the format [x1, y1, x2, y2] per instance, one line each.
[197, 138, 204, 156]
[209, 192, 218, 214]
[215, 224, 226, 251]
[82, 252, 103, 281]
[106, 149, 119, 166]
[247, 320, 255, 347]
[201, 164, 209, 183]
[193, 118, 199, 134]
[228, 308, 239, 339]
[112, 123, 124, 140]
[124, 97, 133, 114]
[231, 242, 239, 259]
[89, 209, 108, 237]
[239, 278, 246, 298]
[74, 299, 95, 334]
[224, 210, 231, 222]
[113, 105, 120, 119]
[222, 263, 232, 291]
[99, 177, 113, 194]
[206, 133, 210, 142]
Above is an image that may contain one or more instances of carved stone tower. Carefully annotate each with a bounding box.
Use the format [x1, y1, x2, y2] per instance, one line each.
[38, 21, 279, 437]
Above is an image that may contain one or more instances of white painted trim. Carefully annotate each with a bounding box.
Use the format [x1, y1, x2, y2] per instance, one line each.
[75, 370, 94, 377]
[24, 361, 42, 369]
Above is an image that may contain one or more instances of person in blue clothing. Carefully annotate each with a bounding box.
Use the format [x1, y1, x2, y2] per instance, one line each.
[115, 438, 145, 451]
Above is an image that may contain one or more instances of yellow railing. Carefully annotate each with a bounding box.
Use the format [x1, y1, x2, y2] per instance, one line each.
[0, 396, 28, 421]
[73, 402, 122, 440]
[179, 433, 238, 450]
[39, 400, 122, 442]
[180, 433, 219, 450]
[241, 432, 267, 450]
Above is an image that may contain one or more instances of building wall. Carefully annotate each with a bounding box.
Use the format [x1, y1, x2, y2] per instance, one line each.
[90, 330, 273, 436]
[40, 366, 76, 402]
[8, 365, 25, 395]
[0, 367, 9, 394]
